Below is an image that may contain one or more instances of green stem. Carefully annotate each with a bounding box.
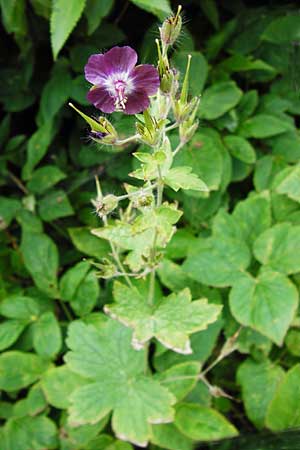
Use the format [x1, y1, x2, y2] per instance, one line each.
[103, 215, 133, 288]
[58, 299, 73, 321]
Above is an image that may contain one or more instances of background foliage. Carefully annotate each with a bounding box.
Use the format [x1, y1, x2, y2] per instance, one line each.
[1, 0, 300, 449]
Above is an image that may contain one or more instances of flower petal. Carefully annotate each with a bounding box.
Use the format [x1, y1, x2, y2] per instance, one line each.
[84, 54, 111, 85]
[103, 46, 138, 74]
[131, 64, 160, 96]
[124, 90, 150, 115]
[87, 87, 115, 113]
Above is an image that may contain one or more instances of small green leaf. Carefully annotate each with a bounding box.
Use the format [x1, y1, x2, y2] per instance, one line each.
[60, 261, 100, 316]
[254, 223, 300, 274]
[38, 189, 74, 221]
[229, 271, 298, 345]
[2, 416, 57, 450]
[129, 0, 171, 19]
[239, 114, 293, 138]
[0, 295, 41, 320]
[0, 351, 50, 391]
[68, 227, 110, 260]
[273, 164, 300, 203]
[198, 81, 242, 120]
[22, 122, 54, 180]
[224, 135, 256, 164]
[164, 166, 209, 192]
[84, 0, 114, 35]
[237, 358, 284, 428]
[0, 320, 27, 351]
[175, 403, 238, 441]
[151, 423, 193, 450]
[65, 319, 176, 447]
[13, 384, 47, 418]
[106, 283, 221, 354]
[266, 364, 300, 430]
[37, 64, 72, 125]
[155, 362, 201, 401]
[0, 196, 21, 230]
[41, 366, 87, 409]
[262, 14, 300, 44]
[33, 312, 62, 359]
[0, 0, 27, 36]
[27, 165, 66, 194]
[21, 230, 59, 298]
[285, 329, 300, 356]
[51, 0, 86, 60]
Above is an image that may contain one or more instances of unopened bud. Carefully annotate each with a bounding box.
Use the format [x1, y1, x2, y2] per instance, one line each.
[69, 103, 118, 145]
[136, 109, 163, 146]
[179, 119, 199, 143]
[92, 194, 118, 217]
[159, 5, 182, 46]
[90, 258, 118, 279]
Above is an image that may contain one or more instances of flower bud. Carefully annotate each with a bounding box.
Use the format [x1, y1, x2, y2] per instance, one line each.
[69, 103, 118, 144]
[159, 5, 182, 46]
[92, 194, 118, 218]
[179, 119, 199, 143]
[136, 109, 164, 146]
[156, 39, 179, 95]
[91, 258, 118, 279]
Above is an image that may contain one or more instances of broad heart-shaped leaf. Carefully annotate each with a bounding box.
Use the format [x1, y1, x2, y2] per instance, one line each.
[183, 235, 251, 287]
[173, 132, 223, 192]
[253, 223, 300, 274]
[198, 81, 242, 120]
[51, 0, 86, 59]
[232, 191, 271, 246]
[266, 364, 300, 430]
[272, 164, 300, 203]
[229, 270, 298, 345]
[175, 403, 238, 441]
[164, 166, 209, 193]
[65, 319, 176, 447]
[237, 358, 284, 429]
[105, 283, 222, 354]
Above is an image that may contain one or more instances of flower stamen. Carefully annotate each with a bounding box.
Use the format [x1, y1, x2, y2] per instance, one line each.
[114, 80, 128, 110]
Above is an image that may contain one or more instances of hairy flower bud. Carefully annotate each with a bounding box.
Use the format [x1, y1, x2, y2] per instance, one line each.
[136, 109, 164, 146]
[91, 258, 118, 279]
[159, 5, 182, 46]
[69, 103, 118, 144]
[92, 194, 118, 217]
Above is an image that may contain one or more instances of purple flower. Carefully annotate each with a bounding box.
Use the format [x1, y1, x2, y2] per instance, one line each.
[84, 46, 160, 115]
